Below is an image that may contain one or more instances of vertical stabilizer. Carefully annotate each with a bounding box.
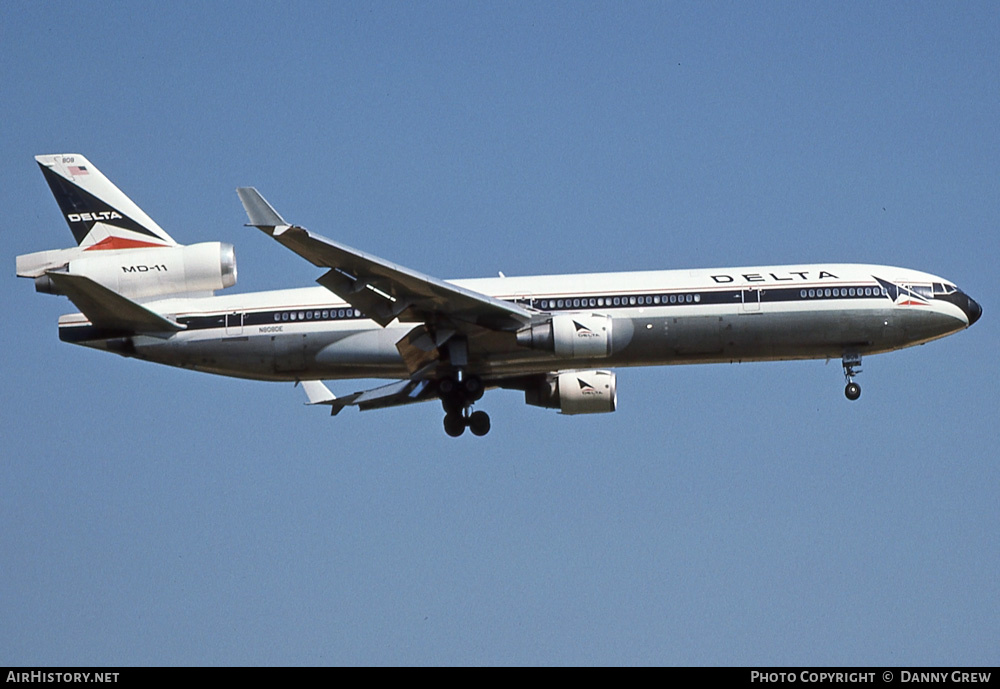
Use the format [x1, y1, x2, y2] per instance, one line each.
[35, 154, 176, 249]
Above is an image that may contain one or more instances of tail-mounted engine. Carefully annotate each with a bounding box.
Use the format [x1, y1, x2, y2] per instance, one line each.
[524, 370, 617, 414]
[516, 314, 613, 358]
[19, 242, 237, 300]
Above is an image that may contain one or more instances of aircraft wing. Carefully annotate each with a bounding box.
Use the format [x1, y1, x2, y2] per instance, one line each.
[298, 378, 434, 416]
[46, 272, 184, 336]
[237, 187, 533, 331]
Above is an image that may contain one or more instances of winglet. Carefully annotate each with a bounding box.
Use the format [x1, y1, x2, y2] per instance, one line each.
[297, 380, 352, 416]
[236, 187, 288, 230]
[299, 380, 337, 404]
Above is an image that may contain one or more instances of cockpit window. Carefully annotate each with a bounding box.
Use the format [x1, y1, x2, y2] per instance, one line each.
[933, 282, 958, 295]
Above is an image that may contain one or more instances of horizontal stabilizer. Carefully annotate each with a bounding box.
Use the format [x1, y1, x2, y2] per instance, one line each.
[46, 272, 184, 336]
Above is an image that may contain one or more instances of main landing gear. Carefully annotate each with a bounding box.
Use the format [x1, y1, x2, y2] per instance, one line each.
[439, 374, 491, 437]
[842, 352, 862, 401]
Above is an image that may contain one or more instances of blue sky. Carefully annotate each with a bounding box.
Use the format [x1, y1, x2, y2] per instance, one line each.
[2, 2, 997, 665]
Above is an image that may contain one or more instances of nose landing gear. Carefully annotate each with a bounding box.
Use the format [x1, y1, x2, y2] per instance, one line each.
[842, 352, 862, 401]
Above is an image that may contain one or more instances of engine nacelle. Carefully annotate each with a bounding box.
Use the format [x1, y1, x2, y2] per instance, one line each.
[516, 314, 613, 358]
[525, 370, 617, 415]
[34, 242, 237, 300]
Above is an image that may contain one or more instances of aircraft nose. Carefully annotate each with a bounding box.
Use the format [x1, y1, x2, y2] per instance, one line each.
[963, 293, 982, 326]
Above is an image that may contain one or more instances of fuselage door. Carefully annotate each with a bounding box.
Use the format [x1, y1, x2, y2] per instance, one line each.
[741, 286, 761, 313]
[225, 312, 244, 335]
[514, 293, 534, 309]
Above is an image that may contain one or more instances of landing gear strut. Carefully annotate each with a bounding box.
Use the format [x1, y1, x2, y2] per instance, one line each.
[842, 352, 862, 401]
[439, 374, 490, 437]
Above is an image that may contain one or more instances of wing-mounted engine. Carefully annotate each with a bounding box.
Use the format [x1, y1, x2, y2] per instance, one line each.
[18, 242, 237, 300]
[524, 370, 617, 414]
[516, 314, 614, 358]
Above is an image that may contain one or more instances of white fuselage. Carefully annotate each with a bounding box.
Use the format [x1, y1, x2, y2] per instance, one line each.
[58, 263, 976, 383]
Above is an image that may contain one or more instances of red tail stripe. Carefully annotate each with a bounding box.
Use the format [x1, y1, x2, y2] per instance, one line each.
[83, 236, 169, 251]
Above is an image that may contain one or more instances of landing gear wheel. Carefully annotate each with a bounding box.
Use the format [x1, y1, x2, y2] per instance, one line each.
[462, 376, 484, 402]
[444, 413, 466, 437]
[845, 382, 861, 401]
[841, 353, 863, 402]
[468, 410, 491, 436]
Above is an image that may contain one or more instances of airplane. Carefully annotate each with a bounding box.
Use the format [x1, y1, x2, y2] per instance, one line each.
[17, 154, 982, 437]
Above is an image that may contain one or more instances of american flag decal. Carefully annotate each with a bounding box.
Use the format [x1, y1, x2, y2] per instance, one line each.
[68, 165, 89, 176]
